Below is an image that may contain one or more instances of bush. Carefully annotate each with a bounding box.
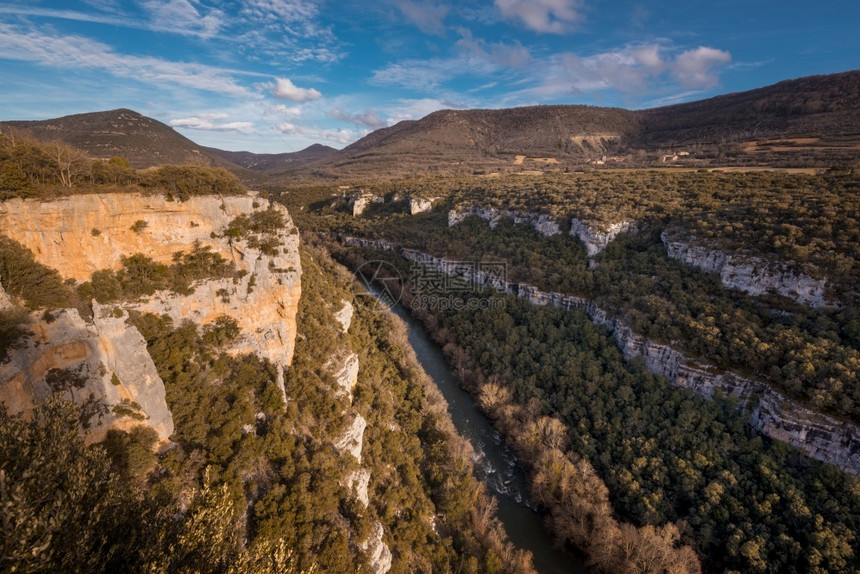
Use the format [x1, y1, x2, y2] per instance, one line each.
[0, 236, 71, 309]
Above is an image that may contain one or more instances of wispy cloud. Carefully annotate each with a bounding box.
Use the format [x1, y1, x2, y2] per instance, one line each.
[372, 30, 531, 90]
[273, 78, 322, 102]
[329, 108, 388, 129]
[140, 0, 223, 38]
[391, 1, 450, 36]
[275, 122, 367, 145]
[0, 22, 259, 97]
[169, 113, 253, 131]
[494, 0, 585, 34]
[0, 3, 221, 38]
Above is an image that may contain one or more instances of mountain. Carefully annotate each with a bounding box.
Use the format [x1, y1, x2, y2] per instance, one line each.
[203, 143, 338, 173]
[316, 70, 860, 175]
[1, 108, 241, 170]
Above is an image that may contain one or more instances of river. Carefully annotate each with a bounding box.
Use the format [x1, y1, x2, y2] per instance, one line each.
[384, 301, 586, 574]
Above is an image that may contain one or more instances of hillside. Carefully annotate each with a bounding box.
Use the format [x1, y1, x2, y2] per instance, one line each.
[204, 143, 338, 173]
[1, 109, 243, 170]
[314, 70, 860, 175]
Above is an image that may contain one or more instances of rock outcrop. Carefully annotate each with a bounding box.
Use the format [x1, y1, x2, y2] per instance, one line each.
[341, 236, 860, 475]
[409, 197, 433, 215]
[360, 521, 393, 574]
[334, 353, 360, 399]
[0, 192, 301, 393]
[350, 193, 382, 216]
[335, 300, 354, 334]
[448, 206, 561, 237]
[0, 192, 301, 438]
[334, 411, 367, 463]
[570, 218, 633, 256]
[661, 231, 831, 308]
[0, 304, 173, 443]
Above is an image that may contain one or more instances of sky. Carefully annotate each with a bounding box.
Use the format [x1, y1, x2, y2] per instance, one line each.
[0, 1, 857, 153]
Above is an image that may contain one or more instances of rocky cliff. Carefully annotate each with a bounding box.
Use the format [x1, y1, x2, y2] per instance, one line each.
[341, 236, 860, 475]
[328, 296, 391, 574]
[448, 206, 561, 237]
[0, 303, 173, 443]
[661, 230, 831, 308]
[0, 192, 301, 439]
[570, 218, 633, 256]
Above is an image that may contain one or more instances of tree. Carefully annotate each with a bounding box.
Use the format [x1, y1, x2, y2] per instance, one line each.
[47, 141, 90, 187]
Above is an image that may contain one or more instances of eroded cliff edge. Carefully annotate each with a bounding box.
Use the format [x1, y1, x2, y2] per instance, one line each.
[0, 192, 301, 442]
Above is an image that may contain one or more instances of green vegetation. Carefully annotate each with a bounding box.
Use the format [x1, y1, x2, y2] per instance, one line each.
[0, 397, 308, 573]
[2, 237, 532, 572]
[130, 219, 148, 233]
[0, 132, 245, 200]
[224, 208, 288, 256]
[0, 235, 72, 309]
[294, 170, 859, 293]
[0, 307, 28, 362]
[78, 243, 237, 303]
[334, 241, 860, 573]
[301, 169, 860, 422]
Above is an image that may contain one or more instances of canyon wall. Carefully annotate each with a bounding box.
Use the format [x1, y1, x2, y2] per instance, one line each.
[661, 230, 831, 308]
[0, 192, 301, 440]
[448, 206, 561, 237]
[341, 236, 860, 475]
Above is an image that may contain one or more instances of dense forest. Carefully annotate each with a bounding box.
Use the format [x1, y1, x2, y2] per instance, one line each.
[289, 170, 859, 291]
[330, 240, 860, 573]
[290, 170, 860, 423]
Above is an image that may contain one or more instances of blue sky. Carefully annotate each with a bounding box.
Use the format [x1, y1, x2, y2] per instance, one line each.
[0, 1, 857, 153]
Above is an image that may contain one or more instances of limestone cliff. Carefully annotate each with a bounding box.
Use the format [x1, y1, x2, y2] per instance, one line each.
[409, 197, 433, 215]
[448, 206, 561, 237]
[0, 192, 301, 440]
[341, 237, 860, 475]
[661, 230, 830, 308]
[570, 218, 633, 256]
[0, 304, 173, 443]
[0, 192, 301, 376]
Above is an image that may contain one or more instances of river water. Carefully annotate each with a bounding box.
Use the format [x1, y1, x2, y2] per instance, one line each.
[384, 302, 586, 574]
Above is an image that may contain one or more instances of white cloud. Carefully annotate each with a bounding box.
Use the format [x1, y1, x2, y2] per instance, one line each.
[141, 0, 223, 38]
[273, 78, 322, 102]
[384, 98, 461, 124]
[0, 22, 257, 97]
[330, 108, 388, 129]
[169, 113, 253, 131]
[671, 46, 732, 88]
[510, 43, 731, 100]
[392, 1, 450, 36]
[495, 0, 585, 34]
[372, 30, 531, 90]
[267, 104, 303, 117]
[275, 122, 366, 145]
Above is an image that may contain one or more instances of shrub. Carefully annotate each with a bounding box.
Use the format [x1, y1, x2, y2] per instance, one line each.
[0, 236, 71, 309]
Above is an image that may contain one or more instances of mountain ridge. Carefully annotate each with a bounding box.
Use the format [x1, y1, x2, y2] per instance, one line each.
[2, 71, 858, 176]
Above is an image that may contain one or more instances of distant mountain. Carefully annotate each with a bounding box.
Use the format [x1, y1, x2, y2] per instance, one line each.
[1, 109, 241, 170]
[316, 70, 860, 175]
[203, 143, 338, 173]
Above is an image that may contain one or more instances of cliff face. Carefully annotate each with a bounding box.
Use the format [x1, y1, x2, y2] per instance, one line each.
[661, 231, 830, 308]
[0, 304, 173, 443]
[342, 237, 860, 475]
[448, 207, 561, 237]
[0, 192, 301, 440]
[0, 192, 301, 371]
[570, 219, 633, 256]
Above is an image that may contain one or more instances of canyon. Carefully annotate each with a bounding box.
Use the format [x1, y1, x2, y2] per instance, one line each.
[339, 235, 860, 475]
